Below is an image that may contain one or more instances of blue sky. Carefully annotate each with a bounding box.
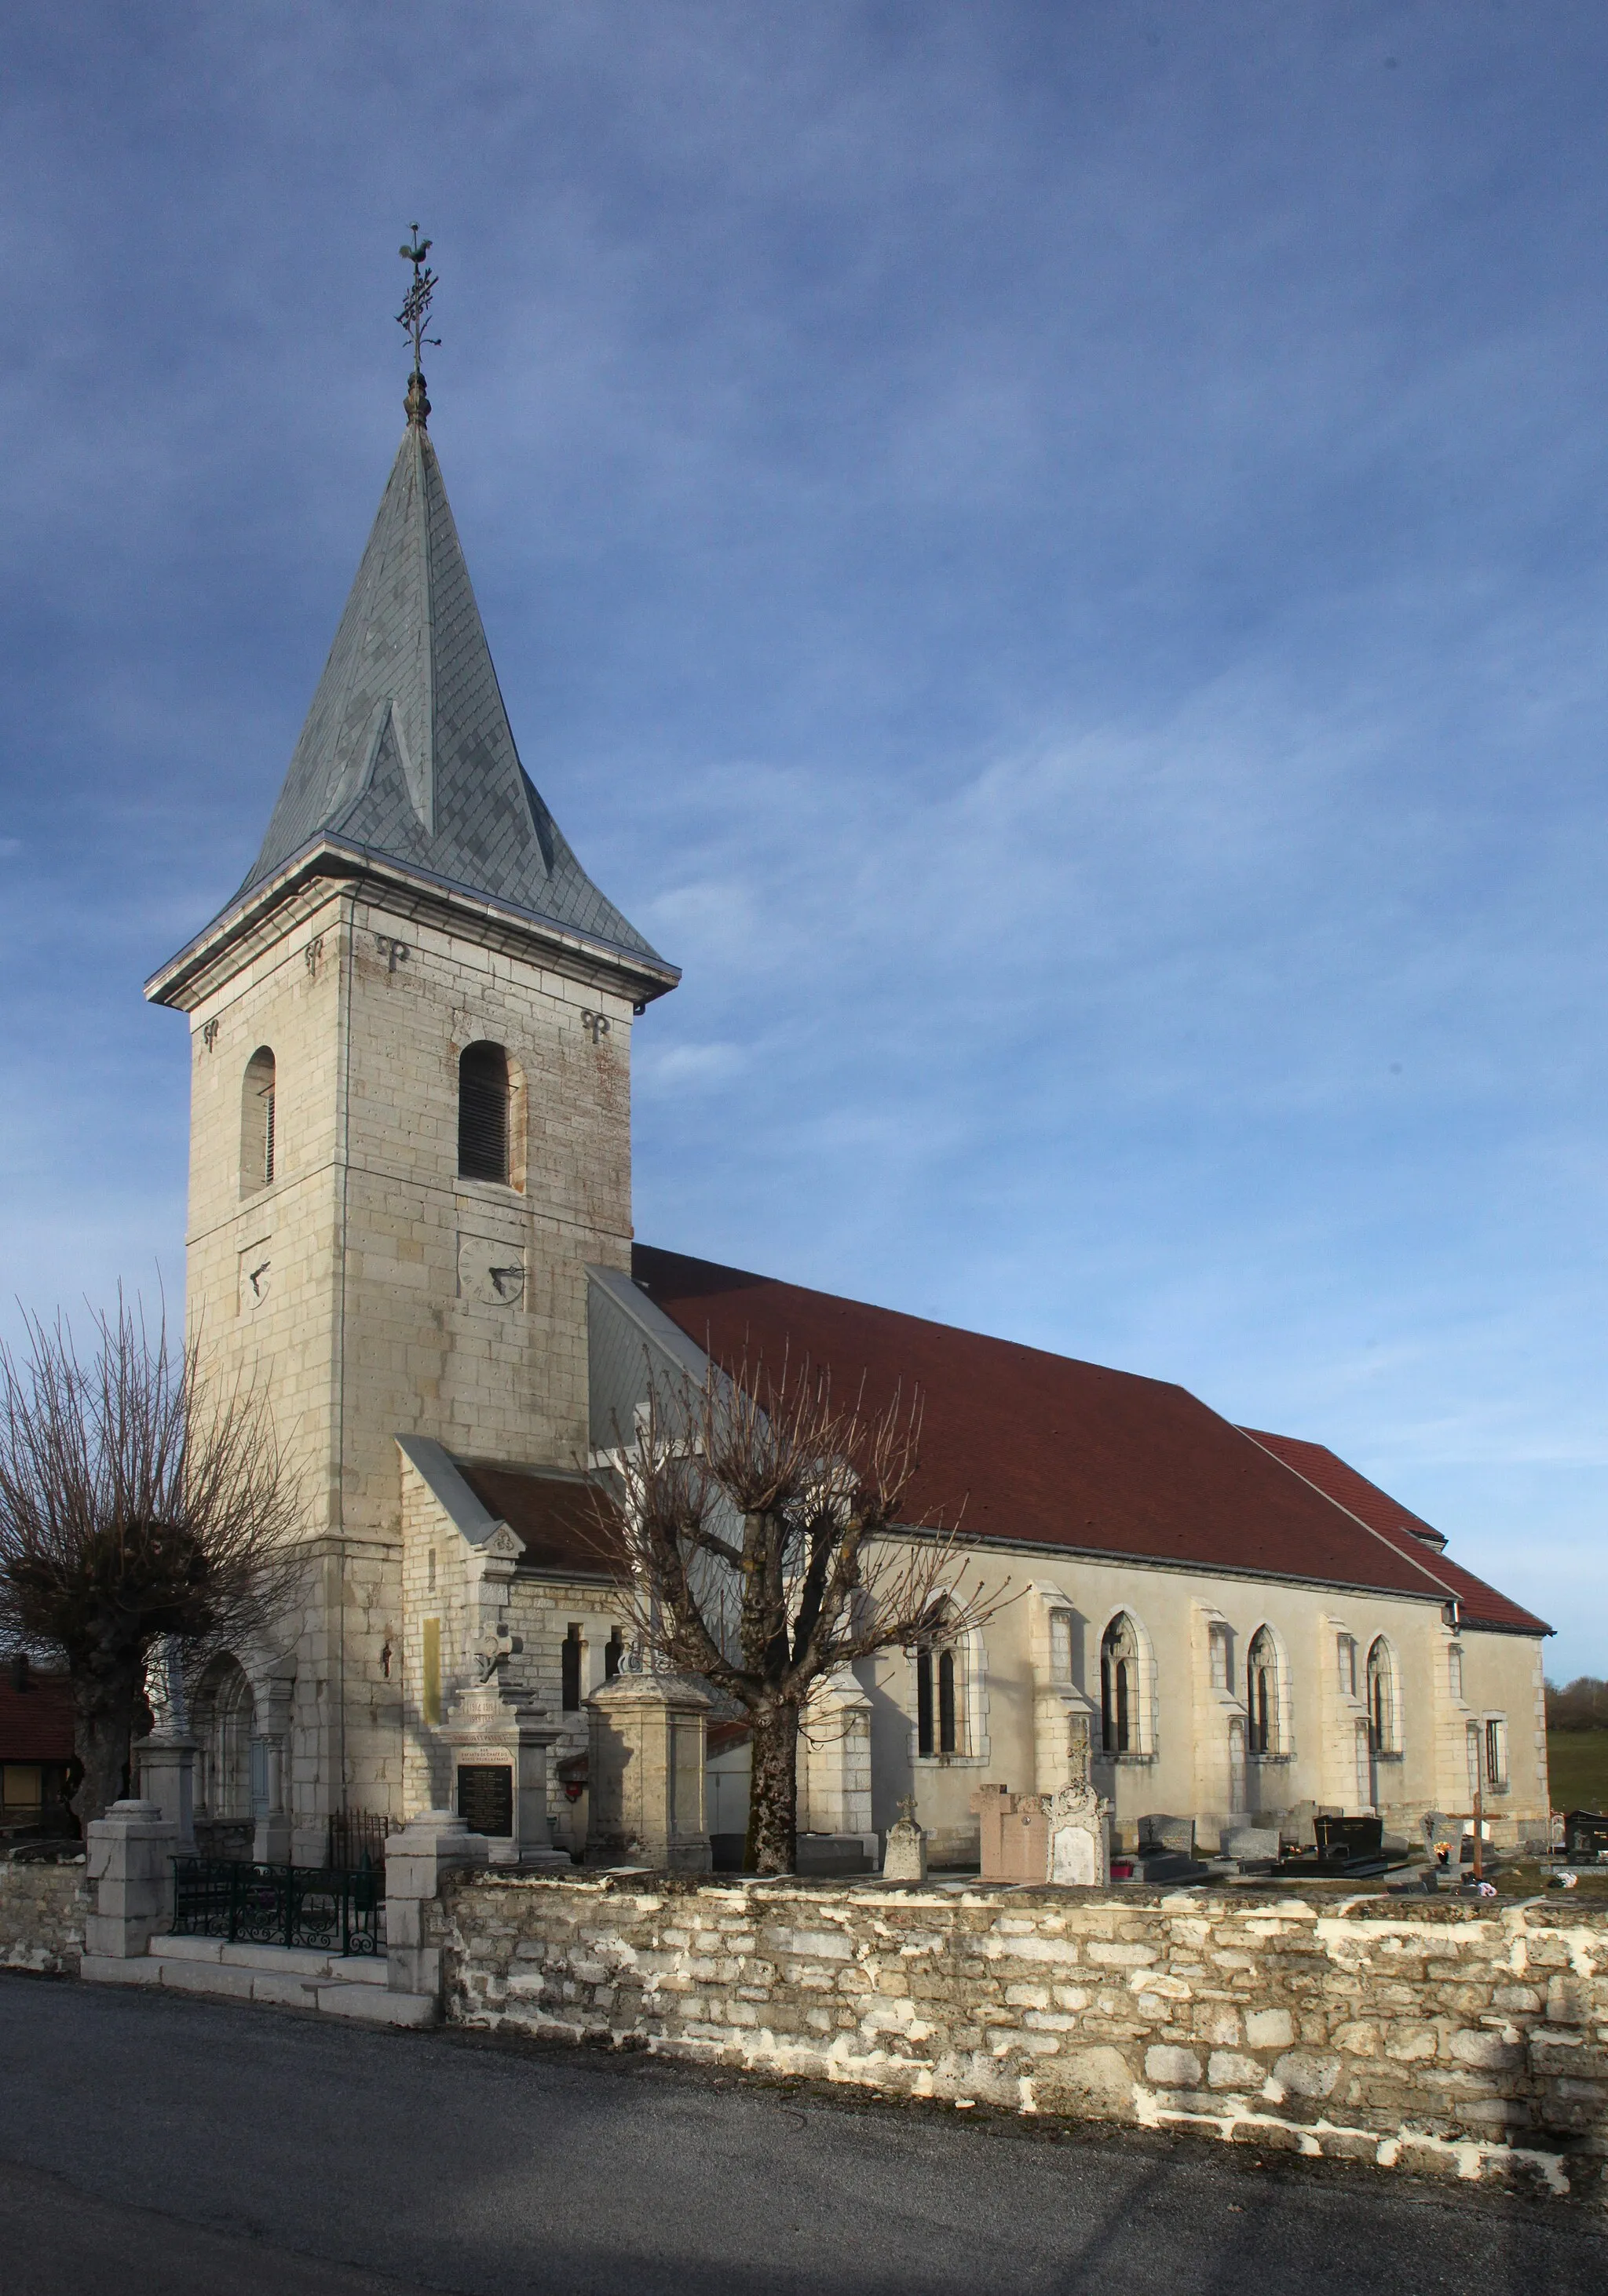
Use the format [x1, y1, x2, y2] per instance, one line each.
[3, 3, 1604, 1675]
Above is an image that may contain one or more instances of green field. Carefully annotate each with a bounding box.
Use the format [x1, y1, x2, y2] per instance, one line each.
[1547, 1729, 1608, 1813]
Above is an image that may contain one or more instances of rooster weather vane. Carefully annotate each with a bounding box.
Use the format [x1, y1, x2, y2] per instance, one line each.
[398, 225, 440, 428]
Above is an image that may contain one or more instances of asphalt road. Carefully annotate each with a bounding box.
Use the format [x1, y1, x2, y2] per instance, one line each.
[1, 1974, 1603, 2296]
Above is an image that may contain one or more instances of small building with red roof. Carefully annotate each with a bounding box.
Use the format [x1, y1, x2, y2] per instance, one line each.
[0, 1660, 79, 1837]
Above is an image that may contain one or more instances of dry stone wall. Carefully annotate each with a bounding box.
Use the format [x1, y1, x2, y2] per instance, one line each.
[437, 1871, 1608, 2196]
[0, 1854, 87, 1975]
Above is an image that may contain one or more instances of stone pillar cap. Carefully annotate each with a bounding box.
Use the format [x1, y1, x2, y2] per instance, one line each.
[586, 1670, 712, 1710]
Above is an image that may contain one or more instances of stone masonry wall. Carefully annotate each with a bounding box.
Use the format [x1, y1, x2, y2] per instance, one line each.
[0, 1855, 87, 1976]
[436, 1871, 1608, 2196]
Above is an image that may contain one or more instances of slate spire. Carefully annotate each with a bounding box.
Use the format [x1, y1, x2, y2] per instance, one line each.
[240, 245, 665, 967]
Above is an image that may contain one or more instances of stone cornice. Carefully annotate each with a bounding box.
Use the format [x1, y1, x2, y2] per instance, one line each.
[144, 835, 681, 1014]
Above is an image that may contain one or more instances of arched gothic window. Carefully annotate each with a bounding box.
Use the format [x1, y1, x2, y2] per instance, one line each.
[458, 1042, 510, 1183]
[1366, 1637, 1400, 1756]
[917, 1644, 960, 1757]
[915, 1604, 973, 1758]
[1246, 1626, 1282, 1757]
[241, 1047, 276, 1195]
[1101, 1614, 1139, 1755]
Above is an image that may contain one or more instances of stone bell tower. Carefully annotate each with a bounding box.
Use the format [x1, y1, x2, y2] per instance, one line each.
[144, 290, 678, 1860]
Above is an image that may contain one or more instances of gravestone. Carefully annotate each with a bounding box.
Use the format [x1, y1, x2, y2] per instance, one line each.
[1132, 1849, 1211, 1885]
[973, 1783, 1049, 1882]
[1046, 1716, 1111, 1889]
[1317, 1814, 1383, 1860]
[883, 1797, 928, 1884]
[1564, 1810, 1608, 1863]
[1222, 1824, 1280, 1862]
[1285, 1800, 1342, 1850]
[1139, 1813, 1196, 1856]
[974, 1718, 1112, 1887]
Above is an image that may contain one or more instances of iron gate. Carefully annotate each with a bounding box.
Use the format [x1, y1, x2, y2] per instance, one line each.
[170, 1858, 382, 1956]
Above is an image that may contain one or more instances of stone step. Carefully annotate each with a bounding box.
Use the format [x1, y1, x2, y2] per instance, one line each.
[154, 1935, 389, 1984]
[81, 1947, 434, 2028]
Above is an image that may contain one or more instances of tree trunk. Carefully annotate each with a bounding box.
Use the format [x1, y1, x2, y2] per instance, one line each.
[745, 1703, 800, 1875]
[71, 1652, 144, 1830]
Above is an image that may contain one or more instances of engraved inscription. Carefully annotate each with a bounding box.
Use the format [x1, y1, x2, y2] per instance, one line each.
[457, 1763, 513, 1837]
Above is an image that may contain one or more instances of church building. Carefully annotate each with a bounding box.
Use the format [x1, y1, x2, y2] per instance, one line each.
[144, 353, 1551, 1874]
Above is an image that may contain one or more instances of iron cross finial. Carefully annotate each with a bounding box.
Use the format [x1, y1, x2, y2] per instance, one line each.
[397, 224, 440, 428]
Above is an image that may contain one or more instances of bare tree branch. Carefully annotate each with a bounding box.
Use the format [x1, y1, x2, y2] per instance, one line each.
[594, 1349, 1009, 1874]
[0, 1295, 302, 1827]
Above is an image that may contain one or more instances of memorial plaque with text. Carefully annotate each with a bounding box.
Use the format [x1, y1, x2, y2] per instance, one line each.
[457, 1763, 513, 1837]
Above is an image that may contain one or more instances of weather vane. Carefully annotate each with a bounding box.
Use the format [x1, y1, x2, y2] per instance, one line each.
[397, 224, 440, 428]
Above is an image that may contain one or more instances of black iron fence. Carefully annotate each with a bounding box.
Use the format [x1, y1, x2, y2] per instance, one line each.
[170, 1858, 382, 1957]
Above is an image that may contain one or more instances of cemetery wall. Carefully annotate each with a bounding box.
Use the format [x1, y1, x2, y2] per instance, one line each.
[436, 1871, 1608, 2196]
[0, 1852, 87, 1975]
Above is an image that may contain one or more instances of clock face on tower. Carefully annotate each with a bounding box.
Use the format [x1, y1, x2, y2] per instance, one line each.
[457, 1232, 527, 1309]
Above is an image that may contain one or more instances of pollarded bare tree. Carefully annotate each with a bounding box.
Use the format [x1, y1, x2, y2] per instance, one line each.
[603, 1357, 1004, 1875]
[0, 1300, 302, 1827]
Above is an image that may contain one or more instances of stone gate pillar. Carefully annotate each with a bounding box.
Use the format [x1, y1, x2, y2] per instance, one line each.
[83, 1799, 178, 1963]
[385, 1809, 488, 2005]
[585, 1671, 711, 1872]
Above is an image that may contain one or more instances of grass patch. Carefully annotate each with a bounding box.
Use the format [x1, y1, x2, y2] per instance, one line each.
[1546, 1729, 1608, 1813]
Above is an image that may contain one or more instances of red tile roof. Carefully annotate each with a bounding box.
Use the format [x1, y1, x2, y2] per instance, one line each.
[632, 1246, 1548, 1630]
[1238, 1430, 1550, 1637]
[0, 1670, 76, 1763]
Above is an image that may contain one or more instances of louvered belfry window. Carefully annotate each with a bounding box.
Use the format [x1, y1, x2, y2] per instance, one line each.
[459, 1042, 510, 1183]
[242, 1047, 276, 1196]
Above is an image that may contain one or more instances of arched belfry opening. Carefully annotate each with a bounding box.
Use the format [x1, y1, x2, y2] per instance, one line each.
[241, 1047, 276, 1195]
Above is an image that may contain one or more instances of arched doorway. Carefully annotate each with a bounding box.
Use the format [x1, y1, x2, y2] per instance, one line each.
[192, 1655, 256, 1856]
